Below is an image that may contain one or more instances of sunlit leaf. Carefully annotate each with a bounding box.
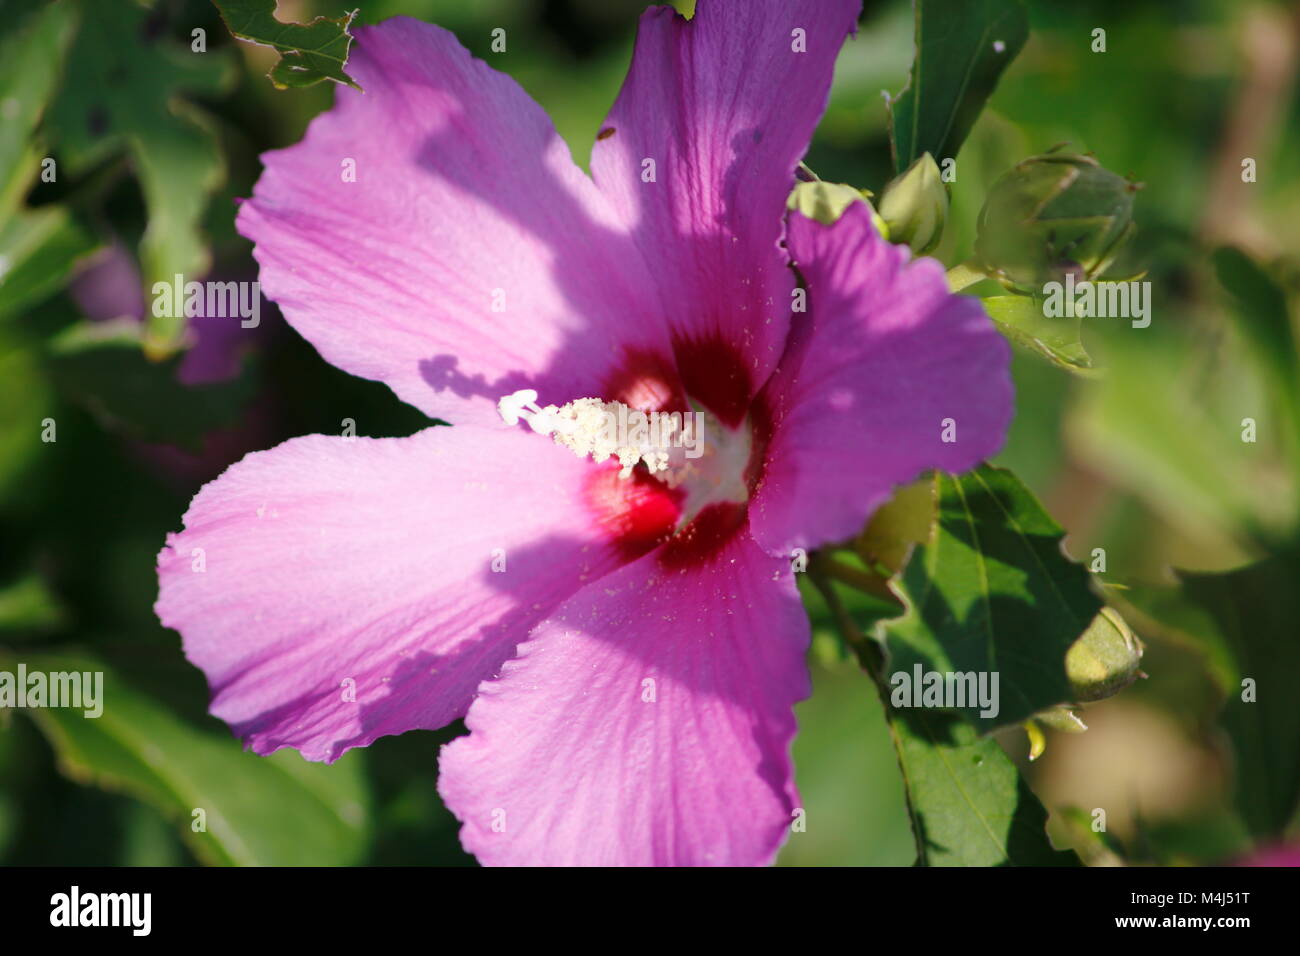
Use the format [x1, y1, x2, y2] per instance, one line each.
[0, 1, 95, 317]
[882, 465, 1104, 729]
[0, 0, 77, 198]
[7, 651, 370, 866]
[0, 204, 96, 317]
[212, 0, 360, 90]
[982, 294, 1096, 375]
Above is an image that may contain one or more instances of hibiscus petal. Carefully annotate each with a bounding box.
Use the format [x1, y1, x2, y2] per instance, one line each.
[590, 0, 861, 426]
[237, 17, 676, 427]
[438, 521, 810, 866]
[749, 203, 1014, 555]
[156, 425, 640, 762]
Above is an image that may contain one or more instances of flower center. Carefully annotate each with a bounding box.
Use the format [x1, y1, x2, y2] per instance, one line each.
[498, 388, 752, 523]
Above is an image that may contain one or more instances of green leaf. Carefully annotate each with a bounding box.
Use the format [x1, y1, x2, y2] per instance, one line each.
[0, 323, 54, 498]
[1055, 806, 1127, 865]
[46, 0, 234, 350]
[0, 204, 96, 318]
[1213, 247, 1298, 409]
[1180, 552, 1300, 838]
[1069, 327, 1294, 542]
[889, 0, 1029, 173]
[890, 707, 1078, 865]
[0, 1, 96, 317]
[0, 0, 78, 201]
[882, 465, 1104, 729]
[212, 0, 360, 90]
[1213, 246, 1300, 480]
[0, 575, 66, 635]
[46, 319, 255, 448]
[6, 651, 370, 866]
[816, 473, 1084, 865]
[982, 294, 1097, 376]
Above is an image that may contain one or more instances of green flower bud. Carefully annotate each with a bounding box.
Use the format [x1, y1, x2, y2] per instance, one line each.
[1065, 607, 1144, 703]
[1021, 609, 1141, 760]
[878, 153, 948, 255]
[787, 180, 888, 236]
[975, 149, 1139, 293]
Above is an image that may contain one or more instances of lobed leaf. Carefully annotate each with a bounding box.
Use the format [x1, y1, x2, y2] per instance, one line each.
[212, 0, 360, 90]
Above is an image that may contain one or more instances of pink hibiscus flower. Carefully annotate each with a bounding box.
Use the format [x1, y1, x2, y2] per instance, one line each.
[156, 0, 1012, 866]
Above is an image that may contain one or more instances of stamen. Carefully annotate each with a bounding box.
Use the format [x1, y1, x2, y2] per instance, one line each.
[497, 389, 575, 436]
[498, 389, 692, 479]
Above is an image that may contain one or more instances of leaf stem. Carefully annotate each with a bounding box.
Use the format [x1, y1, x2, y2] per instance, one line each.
[807, 563, 886, 682]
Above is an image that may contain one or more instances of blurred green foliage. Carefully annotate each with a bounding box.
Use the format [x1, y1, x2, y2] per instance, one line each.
[1, 0, 1298, 865]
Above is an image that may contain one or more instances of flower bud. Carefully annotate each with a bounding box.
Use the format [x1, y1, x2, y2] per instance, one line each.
[787, 180, 888, 236]
[975, 149, 1138, 293]
[878, 153, 947, 255]
[1065, 606, 1144, 703]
